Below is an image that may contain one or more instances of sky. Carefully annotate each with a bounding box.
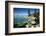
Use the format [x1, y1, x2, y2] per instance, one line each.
[13, 8, 39, 16]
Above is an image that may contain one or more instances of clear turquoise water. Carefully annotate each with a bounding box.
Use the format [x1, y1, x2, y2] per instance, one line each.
[14, 15, 28, 23]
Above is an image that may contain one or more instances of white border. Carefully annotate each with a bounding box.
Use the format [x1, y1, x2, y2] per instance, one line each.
[8, 3, 43, 33]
